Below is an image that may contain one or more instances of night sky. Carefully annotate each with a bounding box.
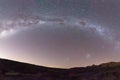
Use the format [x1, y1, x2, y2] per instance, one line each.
[0, 0, 120, 68]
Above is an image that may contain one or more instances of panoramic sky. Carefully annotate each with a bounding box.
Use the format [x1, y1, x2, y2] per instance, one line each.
[0, 0, 120, 68]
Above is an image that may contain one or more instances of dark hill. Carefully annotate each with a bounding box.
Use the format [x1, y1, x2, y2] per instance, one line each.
[0, 58, 120, 80]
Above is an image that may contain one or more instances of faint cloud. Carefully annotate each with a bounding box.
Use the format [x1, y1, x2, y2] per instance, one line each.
[85, 54, 91, 59]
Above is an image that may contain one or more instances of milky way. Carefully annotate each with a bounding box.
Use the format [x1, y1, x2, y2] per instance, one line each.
[0, 0, 120, 68]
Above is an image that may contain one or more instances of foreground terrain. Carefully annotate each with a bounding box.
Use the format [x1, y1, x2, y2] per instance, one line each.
[0, 58, 120, 80]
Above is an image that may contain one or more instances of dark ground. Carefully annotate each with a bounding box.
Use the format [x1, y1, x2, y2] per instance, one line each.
[0, 58, 120, 80]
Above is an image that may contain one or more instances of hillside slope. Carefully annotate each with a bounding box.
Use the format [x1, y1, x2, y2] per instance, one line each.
[0, 59, 120, 80]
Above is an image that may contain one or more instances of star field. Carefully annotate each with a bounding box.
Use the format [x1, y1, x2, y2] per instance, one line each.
[0, 0, 120, 68]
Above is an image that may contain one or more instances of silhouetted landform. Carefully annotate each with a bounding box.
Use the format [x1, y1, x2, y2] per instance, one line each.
[0, 58, 120, 80]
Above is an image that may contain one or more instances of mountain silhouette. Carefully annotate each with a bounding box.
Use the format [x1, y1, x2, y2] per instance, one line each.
[0, 58, 120, 80]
